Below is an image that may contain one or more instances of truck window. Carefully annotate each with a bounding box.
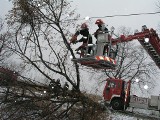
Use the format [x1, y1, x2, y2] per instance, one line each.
[124, 82, 128, 90]
[108, 81, 116, 88]
[117, 82, 122, 88]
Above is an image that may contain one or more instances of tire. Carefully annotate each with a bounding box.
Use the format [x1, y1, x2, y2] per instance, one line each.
[111, 99, 124, 110]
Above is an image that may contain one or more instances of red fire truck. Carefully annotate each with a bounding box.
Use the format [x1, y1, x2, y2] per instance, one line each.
[103, 78, 160, 113]
[102, 26, 160, 111]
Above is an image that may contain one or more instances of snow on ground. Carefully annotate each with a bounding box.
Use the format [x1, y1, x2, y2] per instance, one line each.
[108, 111, 151, 120]
[110, 113, 137, 120]
[106, 108, 159, 120]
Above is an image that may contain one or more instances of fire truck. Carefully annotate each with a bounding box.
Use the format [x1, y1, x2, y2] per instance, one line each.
[104, 28, 160, 114]
[71, 25, 160, 112]
[103, 78, 160, 112]
[101, 26, 160, 111]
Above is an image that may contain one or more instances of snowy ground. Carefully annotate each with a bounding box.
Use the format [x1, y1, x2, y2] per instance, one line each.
[108, 112, 153, 120]
[107, 108, 160, 120]
[1, 87, 159, 120]
[110, 113, 138, 120]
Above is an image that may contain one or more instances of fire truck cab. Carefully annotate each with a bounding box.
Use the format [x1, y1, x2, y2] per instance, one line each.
[103, 78, 131, 110]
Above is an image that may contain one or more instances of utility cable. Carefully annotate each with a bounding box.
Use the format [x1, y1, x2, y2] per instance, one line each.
[90, 11, 160, 19]
[62, 11, 160, 22]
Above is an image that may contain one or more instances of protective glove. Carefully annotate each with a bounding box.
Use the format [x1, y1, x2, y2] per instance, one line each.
[70, 35, 77, 44]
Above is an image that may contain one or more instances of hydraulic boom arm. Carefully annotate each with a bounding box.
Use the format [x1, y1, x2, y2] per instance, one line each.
[111, 27, 160, 68]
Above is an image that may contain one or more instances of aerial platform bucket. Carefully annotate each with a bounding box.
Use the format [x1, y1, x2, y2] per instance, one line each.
[72, 56, 116, 69]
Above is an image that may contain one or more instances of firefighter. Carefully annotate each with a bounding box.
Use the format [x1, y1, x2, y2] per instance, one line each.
[70, 23, 93, 55]
[55, 79, 61, 99]
[94, 19, 118, 59]
[49, 79, 55, 90]
[94, 19, 108, 39]
[63, 82, 69, 98]
[49, 79, 61, 99]
[63, 82, 69, 91]
[94, 19, 109, 56]
[56, 79, 61, 88]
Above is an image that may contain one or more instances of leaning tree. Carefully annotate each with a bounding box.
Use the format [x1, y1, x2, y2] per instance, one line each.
[1, 0, 107, 120]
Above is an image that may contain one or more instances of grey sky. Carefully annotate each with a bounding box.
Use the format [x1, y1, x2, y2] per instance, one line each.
[0, 0, 159, 31]
[71, 0, 160, 32]
[0, 0, 12, 18]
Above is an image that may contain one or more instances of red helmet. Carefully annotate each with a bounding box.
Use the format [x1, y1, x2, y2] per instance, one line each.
[95, 19, 104, 25]
[81, 23, 88, 29]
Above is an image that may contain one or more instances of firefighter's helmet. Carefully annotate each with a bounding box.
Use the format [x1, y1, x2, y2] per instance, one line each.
[81, 23, 88, 29]
[95, 19, 104, 25]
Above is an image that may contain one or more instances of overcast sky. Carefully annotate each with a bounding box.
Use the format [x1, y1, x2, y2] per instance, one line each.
[0, 0, 12, 18]
[1, 0, 160, 31]
[70, 0, 160, 33]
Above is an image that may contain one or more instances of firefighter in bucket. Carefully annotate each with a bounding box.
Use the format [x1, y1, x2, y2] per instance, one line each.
[70, 23, 93, 57]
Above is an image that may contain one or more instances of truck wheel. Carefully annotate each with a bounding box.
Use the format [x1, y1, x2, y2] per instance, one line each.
[111, 99, 123, 110]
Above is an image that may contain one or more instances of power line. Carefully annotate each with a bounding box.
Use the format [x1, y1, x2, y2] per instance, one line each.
[90, 11, 160, 19]
[63, 11, 160, 22]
